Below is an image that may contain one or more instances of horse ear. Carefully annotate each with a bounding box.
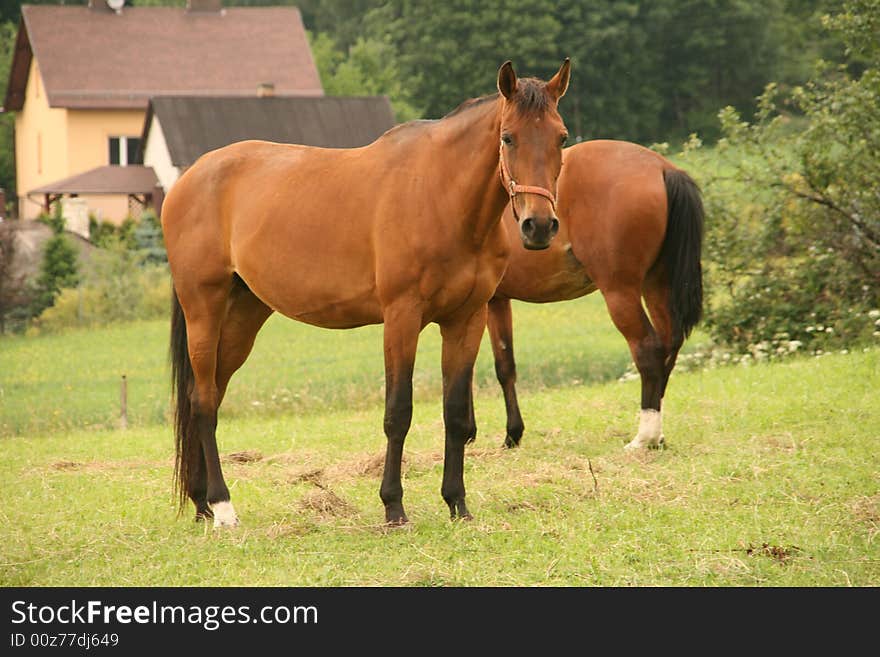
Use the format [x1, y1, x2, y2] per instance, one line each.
[546, 58, 571, 101]
[497, 60, 518, 100]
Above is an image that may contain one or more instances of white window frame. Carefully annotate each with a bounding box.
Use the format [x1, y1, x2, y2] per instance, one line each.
[109, 136, 141, 166]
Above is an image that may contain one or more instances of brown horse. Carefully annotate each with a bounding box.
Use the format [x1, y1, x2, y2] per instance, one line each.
[162, 60, 571, 528]
[487, 139, 704, 450]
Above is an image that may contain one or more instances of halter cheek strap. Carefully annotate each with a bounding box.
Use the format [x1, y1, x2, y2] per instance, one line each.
[499, 143, 557, 219]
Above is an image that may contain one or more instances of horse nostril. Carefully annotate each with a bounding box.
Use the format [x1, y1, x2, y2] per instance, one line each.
[550, 218, 559, 236]
[521, 218, 536, 237]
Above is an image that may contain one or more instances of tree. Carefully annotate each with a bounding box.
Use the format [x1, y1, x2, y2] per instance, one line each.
[31, 206, 80, 316]
[0, 20, 17, 199]
[379, 0, 565, 119]
[309, 30, 422, 122]
[696, 0, 880, 354]
[132, 210, 167, 265]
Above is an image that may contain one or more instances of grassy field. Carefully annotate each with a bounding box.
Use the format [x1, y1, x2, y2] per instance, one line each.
[0, 294, 657, 437]
[1, 296, 878, 586]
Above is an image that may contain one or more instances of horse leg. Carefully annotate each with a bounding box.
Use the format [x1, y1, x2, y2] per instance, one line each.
[602, 286, 667, 450]
[181, 279, 242, 528]
[215, 278, 274, 405]
[379, 303, 421, 525]
[487, 296, 525, 448]
[644, 278, 685, 443]
[439, 306, 486, 520]
[183, 280, 272, 522]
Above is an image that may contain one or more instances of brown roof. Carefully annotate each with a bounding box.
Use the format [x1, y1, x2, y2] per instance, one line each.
[28, 165, 159, 196]
[4, 4, 323, 111]
[143, 95, 397, 168]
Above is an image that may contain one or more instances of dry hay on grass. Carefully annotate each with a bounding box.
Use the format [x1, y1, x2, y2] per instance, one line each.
[329, 452, 388, 479]
[222, 450, 263, 463]
[286, 467, 324, 485]
[50, 460, 82, 471]
[851, 493, 880, 524]
[46, 458, 170, 474]
[745, 542, 802, 563]
[756, 433, 800, 453]
[262, 519, 316, 539]
[297, 484, 357, 518]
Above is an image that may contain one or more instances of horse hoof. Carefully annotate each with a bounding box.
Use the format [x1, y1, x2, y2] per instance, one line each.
[210, 501, 239, 529]
[624, 436, 663, 450]
[651, 435, 667, 450]
[385, 506, 409, 526]
[503, 435, 521, 449]
[385, 515, 409, 527]
[448, 500, 472, 520]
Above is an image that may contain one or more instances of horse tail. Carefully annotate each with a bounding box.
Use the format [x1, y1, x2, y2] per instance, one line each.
[661, 168, 704, 339]
[170, 286, 195, 511]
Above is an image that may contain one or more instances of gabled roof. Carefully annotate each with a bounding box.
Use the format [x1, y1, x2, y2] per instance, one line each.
[28, 165, 159, 196]
[143, 95, 397, 168]
[4, 4, 323, 111]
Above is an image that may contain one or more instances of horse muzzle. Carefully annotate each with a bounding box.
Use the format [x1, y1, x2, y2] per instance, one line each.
[519, 215, 560, 250]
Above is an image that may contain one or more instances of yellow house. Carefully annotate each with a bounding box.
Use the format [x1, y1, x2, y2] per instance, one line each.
[3, 0, 323, 223]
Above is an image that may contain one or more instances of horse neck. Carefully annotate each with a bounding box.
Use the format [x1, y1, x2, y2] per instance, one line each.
[432, 98, 510, 246]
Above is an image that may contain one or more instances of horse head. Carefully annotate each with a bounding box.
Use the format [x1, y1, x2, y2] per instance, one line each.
[497, 58, 570, 250]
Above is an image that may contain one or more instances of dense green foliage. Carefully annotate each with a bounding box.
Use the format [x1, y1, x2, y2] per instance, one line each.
[691, 0, 879, 355]
[0, 207, 168, 334]
[131, 209, 167, 265]
[308, 30, 421, 121]
[30, 207, 80, 317]
[0, 19, 16, 199]
[298, 0, 844, 141]
[30, 248, 169, 333]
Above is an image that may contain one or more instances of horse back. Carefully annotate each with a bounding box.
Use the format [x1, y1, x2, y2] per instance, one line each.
[161, 140, 388, 327]
[496, 140, 673, 301]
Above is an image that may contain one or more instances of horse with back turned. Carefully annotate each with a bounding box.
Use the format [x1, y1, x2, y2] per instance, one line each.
[162, 59, 571, 528]
[488, 139, 704, 451]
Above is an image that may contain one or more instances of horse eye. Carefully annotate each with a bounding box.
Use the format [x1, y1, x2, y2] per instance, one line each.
[560, 134, 568, 147]
[501, 134, 513, 146]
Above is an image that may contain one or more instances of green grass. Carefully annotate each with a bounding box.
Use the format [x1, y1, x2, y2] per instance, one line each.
[1, 294, 680, 437]
[0, 299, 877, 586]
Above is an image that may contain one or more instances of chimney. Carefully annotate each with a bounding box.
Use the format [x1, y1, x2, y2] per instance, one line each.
[257, 83, 275, 98]
[187, 0, 223, 12]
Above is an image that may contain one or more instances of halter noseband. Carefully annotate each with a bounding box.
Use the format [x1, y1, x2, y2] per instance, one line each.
[499, 142, 557, 219]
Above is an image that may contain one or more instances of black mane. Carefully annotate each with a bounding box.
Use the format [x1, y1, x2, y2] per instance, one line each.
[443, 78, 551, 119]
[381, 77, 552, 140]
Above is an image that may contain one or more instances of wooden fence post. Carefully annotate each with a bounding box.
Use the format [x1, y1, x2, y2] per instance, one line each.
[120, 374, 128, 430]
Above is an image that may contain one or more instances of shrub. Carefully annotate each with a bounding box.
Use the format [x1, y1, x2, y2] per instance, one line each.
[690, 0, 879, 356]
[30, 207, 80, 317]
[29, 242, 170, 333]
[132, 209, 166, 265]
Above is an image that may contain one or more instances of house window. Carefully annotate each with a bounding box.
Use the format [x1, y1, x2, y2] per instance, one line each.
[109, 136, 142, 166]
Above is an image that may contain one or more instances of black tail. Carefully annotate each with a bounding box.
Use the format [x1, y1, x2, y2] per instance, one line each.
[662, 168, 704, 339]
[170, 286, 196, 511]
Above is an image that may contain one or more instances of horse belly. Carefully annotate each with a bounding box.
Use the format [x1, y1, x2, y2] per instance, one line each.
[246, 271, 383, 329]
[233, 234, 382, 329]
[498, 242, 595, 302]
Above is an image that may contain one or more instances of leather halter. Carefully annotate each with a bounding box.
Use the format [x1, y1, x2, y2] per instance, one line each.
[498, 142, 557, 219]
